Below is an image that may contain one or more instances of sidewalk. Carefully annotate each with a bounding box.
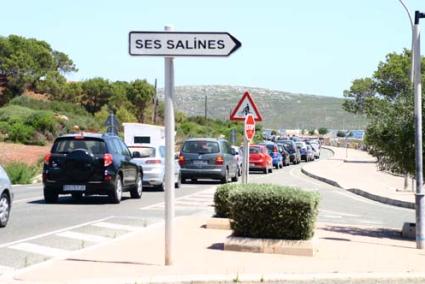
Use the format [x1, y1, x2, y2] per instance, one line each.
[302, 146, 415, 209]
[2, 147, 424, 284]
[3, 216, 425, 284]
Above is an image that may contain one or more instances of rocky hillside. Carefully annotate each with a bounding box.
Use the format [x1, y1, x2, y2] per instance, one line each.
[159, 85, 367, 129]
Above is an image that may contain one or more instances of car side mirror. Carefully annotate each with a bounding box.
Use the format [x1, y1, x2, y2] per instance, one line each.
[132, 151, 141, 158]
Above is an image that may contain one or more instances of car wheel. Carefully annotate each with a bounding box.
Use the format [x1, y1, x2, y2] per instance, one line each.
[268, 167, 273, 173]
[71, 192, 83, 201]
[44, 187, 58, 204]
[110, 175, 123, 204]
[221, 169, 229, 184]
[0, 192, 10, 227]
[130, 172, 143, 199]
[175, 173, 181, 189]
[263, 167, 268, 174]
[231, 169, 238, 182]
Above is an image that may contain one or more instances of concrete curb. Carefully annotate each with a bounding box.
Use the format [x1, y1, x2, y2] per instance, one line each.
[301, 167, 341, 188]
[343, 160, 377, 164]
[345, 188, 415, 209]
[321, 146, 335, 155]
[301, 167, 415, 210]
[72, 272, 425, 284]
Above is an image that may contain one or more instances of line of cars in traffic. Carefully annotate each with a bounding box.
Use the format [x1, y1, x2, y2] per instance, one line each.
[0, 124, 321, 228]
[178, 136, 321, 181]
[242, 137, 321, 174]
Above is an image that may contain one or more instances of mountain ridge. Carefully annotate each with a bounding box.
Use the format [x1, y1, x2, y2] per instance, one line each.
[158, 85, 367, 129]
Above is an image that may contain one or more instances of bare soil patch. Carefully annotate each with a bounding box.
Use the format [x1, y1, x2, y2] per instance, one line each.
[0, 142, 51, 166]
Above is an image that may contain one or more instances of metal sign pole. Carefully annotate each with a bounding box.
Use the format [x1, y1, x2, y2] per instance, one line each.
[243, 135, 249, 184]
[413, 14, 425, 249]
[164, 25, 175, 264]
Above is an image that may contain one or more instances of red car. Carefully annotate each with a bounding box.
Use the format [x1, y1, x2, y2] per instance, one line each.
[249, 145, 273, 174]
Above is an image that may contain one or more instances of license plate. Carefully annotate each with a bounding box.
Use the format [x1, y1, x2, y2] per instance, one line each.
[63, 185, 86, 192]
[193, 160, 208, 166]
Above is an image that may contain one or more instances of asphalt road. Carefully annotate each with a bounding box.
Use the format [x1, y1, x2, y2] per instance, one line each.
[0, 149, 415, 272]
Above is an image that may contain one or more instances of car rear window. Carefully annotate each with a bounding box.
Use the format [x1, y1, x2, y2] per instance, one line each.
[249, 146, 261, 154]
[129, 146, 156, 158]
[52, 138, 106, 155]
[182, 141, 220, 154]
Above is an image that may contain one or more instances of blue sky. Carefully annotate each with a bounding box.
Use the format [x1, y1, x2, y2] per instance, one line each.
[0, 0, 423, 97]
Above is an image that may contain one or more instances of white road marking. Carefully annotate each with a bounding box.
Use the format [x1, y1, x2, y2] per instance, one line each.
[320, 209, 361, 217]
[321, 214, 342, 219]
[0, 264, 14, 274]
[140, 187, 216, 210]
[9, 243, 69, 257]
[360, 220, 384, 225]
[0, 217, 113, 249]
[56, 231, 112, 243]
[91, 222, 141, 232]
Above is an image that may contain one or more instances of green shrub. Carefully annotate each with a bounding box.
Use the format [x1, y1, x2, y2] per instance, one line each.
[228, 184, 320, 240]
[9, 96, 88, 116]
[25, 111, 57, 133]
[4, 162, 39, 184]
[214, 183, 244, 218]
[7, 122, 36, 144]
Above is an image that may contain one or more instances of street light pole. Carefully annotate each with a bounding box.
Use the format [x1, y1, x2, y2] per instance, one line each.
[398, 0, 414, 190]
[413, 11, 425, 249]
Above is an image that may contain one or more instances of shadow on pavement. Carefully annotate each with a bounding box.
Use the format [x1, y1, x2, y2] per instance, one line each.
[66, 258, 159, 266]
[208, 243, 224, 250]
[321, 225, 403, 240]
[29, 196, 132, 205]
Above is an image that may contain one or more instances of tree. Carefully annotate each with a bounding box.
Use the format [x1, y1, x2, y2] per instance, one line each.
[0, 35, 76, 102]
[318, 127, 328, 135]
[342, 78, 375, 114]
[343, 49, 423, 176]
[336, 130, 346, 138]
[127, 79, 155, 122]
[81, 78, 112, 114]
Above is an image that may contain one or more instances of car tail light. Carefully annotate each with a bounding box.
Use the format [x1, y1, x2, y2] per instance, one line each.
[104, 154, 113, 167]
[215, 155, 224, 165]
[146, 159, 161, 164]
[44, 154, 51, 165]
[178, 154, 185, 166]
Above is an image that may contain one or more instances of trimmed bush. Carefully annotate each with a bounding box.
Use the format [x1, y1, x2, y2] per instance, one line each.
[214, 183, 244, 218]
[4, 162, 39, 184]
[229, 184, 320, 240]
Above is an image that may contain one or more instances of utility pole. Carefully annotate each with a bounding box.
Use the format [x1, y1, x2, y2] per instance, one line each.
[152, 78, 158, 124]
[399, 0, 415, 191]
[204, 94, 207, 120]
[413, 10, 425, 249]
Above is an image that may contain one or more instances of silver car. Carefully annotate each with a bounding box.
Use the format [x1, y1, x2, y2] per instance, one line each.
[129, 145, 181, 190]
[178, 138, 238, 183]
[0, 165, 12, 227]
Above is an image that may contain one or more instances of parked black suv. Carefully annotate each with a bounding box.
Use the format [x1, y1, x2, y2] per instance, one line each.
[43, 133, 143, 204]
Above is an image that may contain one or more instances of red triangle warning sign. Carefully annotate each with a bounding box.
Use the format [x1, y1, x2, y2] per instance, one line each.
[230, 91, 263, 121]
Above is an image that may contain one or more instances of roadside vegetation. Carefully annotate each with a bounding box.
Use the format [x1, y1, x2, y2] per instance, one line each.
[214, 184, 320, 240]
[0, 34, 257, 183]
[4, 161, 41, 184]
[343, 49, 422, 176]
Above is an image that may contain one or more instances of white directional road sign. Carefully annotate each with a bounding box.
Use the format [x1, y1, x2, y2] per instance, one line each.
[129, 31, 241, 57]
